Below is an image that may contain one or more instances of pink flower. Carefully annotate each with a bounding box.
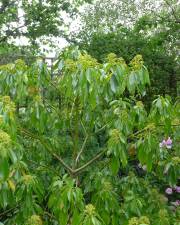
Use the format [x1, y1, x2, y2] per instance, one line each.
[175, 200, 180, 206]
[175, 186, 180, 193]
[171, 200, 180, 207]
[159, 137, 172, 149]
[166, 137, 172, 149]
[166, 137, 172, 145]
[165, 188, 173, 195]
[159, 139, 166, 148]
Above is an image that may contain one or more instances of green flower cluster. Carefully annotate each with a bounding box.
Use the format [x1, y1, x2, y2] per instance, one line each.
[78, 54, 99, 69]
[0, 59, 27, 74]
[172, 156, 180, 165]
[0, 63, 15, 74]
[129, 54, 144, 70]
[103, 181, 112, 192]
[14, 59, 27, 70]
[110, 129, 121, 144]
[85, 204, 96, 216]
[0, 129, 12, 157]
[65, 54, 99, 72]
[22, 175, 35, 186]
[128, 216, 150, 225]
[0, 96, 16, 114]
[106, 53, 127, 66]
[0, 115, 3, 125]
[26, 215, 43, 225]
[64, 59, 77, 72]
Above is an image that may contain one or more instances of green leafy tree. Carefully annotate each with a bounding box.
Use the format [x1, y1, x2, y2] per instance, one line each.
[0, 0, 91, 54]
[72, 0, 179, 99]
[80, 27, 178, 99]
[0, 48, 179, 224]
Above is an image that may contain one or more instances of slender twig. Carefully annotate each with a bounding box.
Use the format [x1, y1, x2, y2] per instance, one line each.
[19, 127, 74, 175]
[75, 121, 88, 165]
[18, 120, 179, 177]
[74, 149, 107, 174]
[27, 159, 60, 177]
[75, 135, 88, 166]
[95, 124, 108, 134]
[164, 0, 180, 23]
[0, 205, 19, 218]
[94, 119, 114, 134]
[158, 123, 180, 127]
[80, 120, 87, 135]
[129, 127, 150, 138]
[19, 126, 107, 175]
[44, 98, 61, 118]
[44, 211, 56, 219]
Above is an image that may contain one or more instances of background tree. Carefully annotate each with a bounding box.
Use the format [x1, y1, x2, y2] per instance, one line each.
[0, 0, 91, 55]
[72, 0, 180, 99]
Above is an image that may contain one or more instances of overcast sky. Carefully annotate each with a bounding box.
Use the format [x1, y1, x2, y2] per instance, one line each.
[10, 3, 84, 57]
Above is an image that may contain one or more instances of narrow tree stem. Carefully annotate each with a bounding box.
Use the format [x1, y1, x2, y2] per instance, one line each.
[75, 135, 88, 166]
[74, 149, 107, 174]
[19, 127, 74, 174]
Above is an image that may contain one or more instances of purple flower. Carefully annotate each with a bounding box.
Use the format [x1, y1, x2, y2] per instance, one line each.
[165, 188, 173, 195]
[175, 200, 180, 206]
[166, 137, 172, 149]
[166, 137, 172, 145]
[171, 200, 180, 207]
[159, 139, 166, 148]
[159, 137, 172, 149]
[175, 186, 180, 193]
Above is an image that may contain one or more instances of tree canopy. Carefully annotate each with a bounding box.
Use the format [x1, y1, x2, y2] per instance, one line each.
[0, 48, 179, 224]
[0, 0, 91, 52]
[0, 1, 179, 224]
[72, 0, 180, 99]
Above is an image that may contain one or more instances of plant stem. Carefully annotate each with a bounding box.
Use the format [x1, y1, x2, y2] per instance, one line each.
[74, 149, 107, 174]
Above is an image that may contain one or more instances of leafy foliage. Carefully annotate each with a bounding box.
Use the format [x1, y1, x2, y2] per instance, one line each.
[0, 0, 91, 53]
[0, 48, 179, 224]
[74, 0, 179, 99]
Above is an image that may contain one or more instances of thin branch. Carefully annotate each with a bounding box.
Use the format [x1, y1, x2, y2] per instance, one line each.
[20, 126, 107, 175]
[27, 159, 60, 177]
[157, 123, 180, 127]
[95, 124, 108, 134]
[44, 211, 56, 219]
[0, 24, 27, 43]
[129, 127, 150, 139]
[0, 205, 19, 218]
[44, 98, 61, 118]
[74, 149, 107, 174]
[75, 135, 88, 166]
[164, 0, 180, 23]
[80, 120, 87, 135]
[19, 127, 74, 175]
[94, 119, 114, 134]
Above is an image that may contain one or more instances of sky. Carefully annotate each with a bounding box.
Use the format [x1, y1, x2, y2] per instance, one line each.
[9, 2, 83, 57]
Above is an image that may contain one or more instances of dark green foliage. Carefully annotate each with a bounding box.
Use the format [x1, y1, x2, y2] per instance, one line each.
[79, 26, 178, 99]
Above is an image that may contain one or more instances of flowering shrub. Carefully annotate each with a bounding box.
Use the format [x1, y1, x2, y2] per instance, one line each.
[0, 49, 179, 224]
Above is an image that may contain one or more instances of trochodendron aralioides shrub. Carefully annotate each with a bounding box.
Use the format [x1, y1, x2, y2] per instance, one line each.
[0, 49, 179, 225]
